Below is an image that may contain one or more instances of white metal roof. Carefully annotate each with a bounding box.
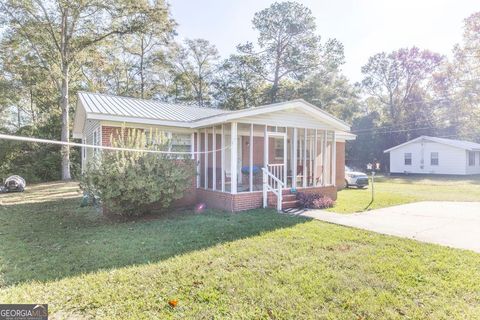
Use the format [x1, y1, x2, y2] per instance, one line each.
[384, 136, 480, 153]
[78, 91, 227, 122]
[73, 92, 352, 138]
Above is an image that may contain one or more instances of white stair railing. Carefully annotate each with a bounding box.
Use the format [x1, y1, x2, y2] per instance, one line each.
[262, 166, 285, 212]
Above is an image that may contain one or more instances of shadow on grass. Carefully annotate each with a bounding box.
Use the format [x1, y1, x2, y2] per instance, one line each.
[0, 197, 308, 287]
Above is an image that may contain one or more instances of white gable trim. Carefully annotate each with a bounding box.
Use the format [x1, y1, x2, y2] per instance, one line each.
[384, 136, 480, 153]
[191, 100, 350, 131]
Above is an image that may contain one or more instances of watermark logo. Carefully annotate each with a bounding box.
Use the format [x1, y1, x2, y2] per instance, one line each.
[0, 304, 48, 320]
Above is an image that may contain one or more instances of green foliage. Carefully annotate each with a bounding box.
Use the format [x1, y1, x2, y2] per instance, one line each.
[80, 129, 195, 216]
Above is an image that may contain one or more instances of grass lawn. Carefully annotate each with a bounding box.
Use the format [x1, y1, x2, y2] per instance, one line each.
[330, 175, 480, 213]
[0, 182, 479, 319]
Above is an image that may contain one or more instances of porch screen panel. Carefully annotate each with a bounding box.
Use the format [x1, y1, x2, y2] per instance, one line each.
[207, 128, 213, 189]
[224, 123, 232, 192]
[306, 129, 315, 187]
[296, 129, 305, 188]
[214, 125, 222, 191]
[199, 132, 205, 187]
[252, 124, 265, 191]
[287, 128, 294, 188]
[237, 123, 251, 192]
[315, 130, 325, 186]
[325, 131, 334, 185]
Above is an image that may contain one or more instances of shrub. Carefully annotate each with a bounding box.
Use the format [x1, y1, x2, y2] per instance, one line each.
[80, 128, 195, 216]
[296, 192, 335, 209]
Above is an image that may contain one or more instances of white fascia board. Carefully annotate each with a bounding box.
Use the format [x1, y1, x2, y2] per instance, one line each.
[384, 136, 425, 153]
[336, 132, 356, 141]
[86, 113, 191, 128]
[191, 100, 351, 132]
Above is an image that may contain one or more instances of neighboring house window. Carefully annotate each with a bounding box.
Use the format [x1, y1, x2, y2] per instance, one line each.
[404, 153, 412, 165]
[430, 152, 439, 166]
[468, 151, 476, 166]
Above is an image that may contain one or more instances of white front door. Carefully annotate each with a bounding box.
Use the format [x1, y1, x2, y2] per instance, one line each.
[266, 132, 287, 187]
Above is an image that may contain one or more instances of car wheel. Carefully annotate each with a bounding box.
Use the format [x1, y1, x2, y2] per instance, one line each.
[344, 179, 349, 188]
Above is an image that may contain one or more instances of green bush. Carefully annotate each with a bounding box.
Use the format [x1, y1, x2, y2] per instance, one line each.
[80, 128, 195, 216]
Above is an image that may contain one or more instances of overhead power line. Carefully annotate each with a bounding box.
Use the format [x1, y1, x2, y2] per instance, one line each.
[0, 134, 229, 155]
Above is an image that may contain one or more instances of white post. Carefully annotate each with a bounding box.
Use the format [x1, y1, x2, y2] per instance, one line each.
[263, 169, 267, 208]
[323, 130, 328, 186]
[196, 131, 200, 188]
[283, 128, 287, 188]
[212, 126, 216, 191]
[231, 122, 238, 194]
[332, 131, 336, 186]
[221, 124, 225, 192]
[313, 129, 318, 186]
[249, 124, 253, 192]
[263, 125, 268, 169]
[292, 128, 297, 189]
[204, 128, 208, 189]
[303, 128, 307, 188]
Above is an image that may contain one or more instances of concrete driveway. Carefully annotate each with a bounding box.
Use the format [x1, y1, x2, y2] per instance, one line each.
[302, 201, 480, 253]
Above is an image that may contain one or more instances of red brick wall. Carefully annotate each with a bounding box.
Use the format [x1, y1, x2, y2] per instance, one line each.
[100, 125, 197, 208]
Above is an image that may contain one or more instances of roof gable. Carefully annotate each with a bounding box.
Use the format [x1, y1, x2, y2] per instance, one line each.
[384, 136, 480, 153]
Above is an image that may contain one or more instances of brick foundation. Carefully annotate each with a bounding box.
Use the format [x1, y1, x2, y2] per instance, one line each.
[196, 185, 337, 212]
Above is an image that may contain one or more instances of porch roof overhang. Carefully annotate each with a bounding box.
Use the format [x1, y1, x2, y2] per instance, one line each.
[73, 92, 353, 138]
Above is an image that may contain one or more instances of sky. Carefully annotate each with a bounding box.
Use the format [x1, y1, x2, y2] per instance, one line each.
[169, 0, 479, 83]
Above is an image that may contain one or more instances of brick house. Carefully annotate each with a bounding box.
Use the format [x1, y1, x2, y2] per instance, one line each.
[73, 92, 355, 212]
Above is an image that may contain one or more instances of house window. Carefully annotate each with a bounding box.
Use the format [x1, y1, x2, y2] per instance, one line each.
[404, 153, 412, 165]
[430, 152, 439, 166]
[468, 151, 476, 166]
[171, 133, 192, 157]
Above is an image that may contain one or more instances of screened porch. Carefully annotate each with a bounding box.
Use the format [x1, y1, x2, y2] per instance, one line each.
[194, 122, 337, 195]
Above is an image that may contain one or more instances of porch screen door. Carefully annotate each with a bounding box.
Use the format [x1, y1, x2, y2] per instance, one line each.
[266, 132, 287, 187]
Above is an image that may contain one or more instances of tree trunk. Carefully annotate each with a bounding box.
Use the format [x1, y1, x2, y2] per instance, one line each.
[60, 62, 71, 180]
[60, 10, 71, 180]
[140, 37, 145, 99]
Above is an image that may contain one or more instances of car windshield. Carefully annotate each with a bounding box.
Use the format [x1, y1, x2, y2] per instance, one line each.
[345, 166, 352, 172]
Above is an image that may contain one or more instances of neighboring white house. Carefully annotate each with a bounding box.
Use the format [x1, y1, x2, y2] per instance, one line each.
[384, 136, 480, 175]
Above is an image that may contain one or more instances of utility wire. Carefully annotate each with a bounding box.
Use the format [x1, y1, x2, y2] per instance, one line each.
[0, 134, 229, 155]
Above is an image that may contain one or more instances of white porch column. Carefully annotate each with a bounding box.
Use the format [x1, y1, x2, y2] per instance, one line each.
[292, 128, 297, 189]
[196, 131, 200, 188]
[313, 129, 318, 186]
[204, 128, 208, 189]
[303, 128, 307, 188]
[212, 126, 216, 191]
[283, 127, 287, 187]
[249, 124, 253, 192]
[332, 131, 336, 186]
[221, 124, 225, 192]
[231, 122, 238, 194]
[323, 130, 328, 186]
[263, 125, 268, 168]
